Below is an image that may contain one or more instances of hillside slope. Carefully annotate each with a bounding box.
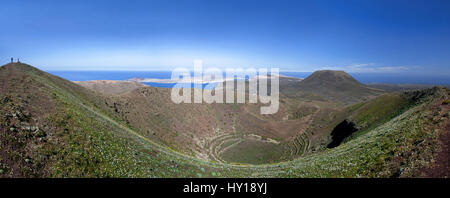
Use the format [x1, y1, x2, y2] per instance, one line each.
[288, 70, 384, 104]
[74, 80, 147, 95]
[102, 86, 331, 163]
[0, 63, 226, 177]
[0, 63, 448, 177]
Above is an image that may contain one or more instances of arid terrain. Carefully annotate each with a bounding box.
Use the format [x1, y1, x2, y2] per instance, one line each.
[1, 62, 448, 177]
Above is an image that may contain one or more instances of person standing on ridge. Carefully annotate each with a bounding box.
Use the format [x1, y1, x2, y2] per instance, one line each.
[17, 58, 20, 63]
[11, 57, 13, 63]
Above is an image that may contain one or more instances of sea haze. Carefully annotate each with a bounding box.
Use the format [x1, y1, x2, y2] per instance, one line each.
[47, 70, 450, 88]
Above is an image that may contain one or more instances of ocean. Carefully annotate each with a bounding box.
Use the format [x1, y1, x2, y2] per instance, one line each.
[47, 70, 450, 88]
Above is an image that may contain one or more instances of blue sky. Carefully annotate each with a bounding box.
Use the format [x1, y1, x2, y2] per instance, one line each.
[1, 0, 449, 74]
